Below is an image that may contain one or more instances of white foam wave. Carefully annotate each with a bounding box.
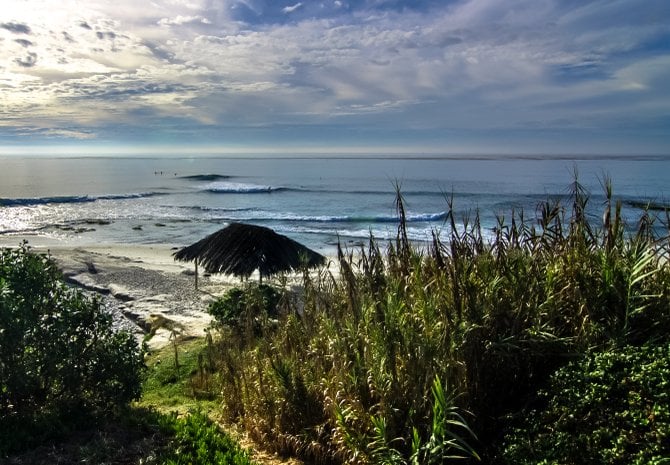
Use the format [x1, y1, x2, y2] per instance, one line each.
[204, 182, 281, 193]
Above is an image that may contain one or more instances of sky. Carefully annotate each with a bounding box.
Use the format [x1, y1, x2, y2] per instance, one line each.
[1, 0, 669, 156]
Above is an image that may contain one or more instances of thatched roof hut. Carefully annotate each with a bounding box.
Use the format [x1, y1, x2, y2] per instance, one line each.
[173, 222, 325, 284]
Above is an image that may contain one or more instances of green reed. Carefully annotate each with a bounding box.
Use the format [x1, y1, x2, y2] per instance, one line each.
[203, 177, 670, 464]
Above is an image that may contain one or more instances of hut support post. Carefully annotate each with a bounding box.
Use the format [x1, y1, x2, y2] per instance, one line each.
[195, 258, 199, 290]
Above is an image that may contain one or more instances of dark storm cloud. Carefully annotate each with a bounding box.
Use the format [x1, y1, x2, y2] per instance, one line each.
[1, 22, 32, 34]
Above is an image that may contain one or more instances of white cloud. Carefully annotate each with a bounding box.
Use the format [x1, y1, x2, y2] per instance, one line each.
[282, 3, 302, 14]
[40, 128, 96, 139]
[158, 15, 212, 26]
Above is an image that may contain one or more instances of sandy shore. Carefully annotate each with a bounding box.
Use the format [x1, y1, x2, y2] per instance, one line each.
[1, 238, 243, 350]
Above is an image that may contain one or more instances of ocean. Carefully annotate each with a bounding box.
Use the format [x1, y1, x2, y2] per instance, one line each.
[1, 154, 669, 255]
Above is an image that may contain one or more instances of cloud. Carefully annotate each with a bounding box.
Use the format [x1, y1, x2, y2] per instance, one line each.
[1, 22, 31, 34]
[282, 3, 302, 14]
[0, 0, 668, 152]
[26, 128, 97, 140]
[15, 52, 38, 67]
[15, 39, 34, 47]
[96, 31, 117, 40]
[158, 15, 212, 26]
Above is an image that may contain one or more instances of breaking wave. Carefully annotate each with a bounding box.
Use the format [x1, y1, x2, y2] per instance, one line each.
[0, 192, 164, 207]
[195, 208, 447, 224]
[203, 182, 290, 194]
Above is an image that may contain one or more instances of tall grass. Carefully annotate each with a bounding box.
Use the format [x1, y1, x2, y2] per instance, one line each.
[201, 177, 670, 464]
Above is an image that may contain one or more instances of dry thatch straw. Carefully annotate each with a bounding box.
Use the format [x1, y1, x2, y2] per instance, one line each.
[173, 222, 325, 284]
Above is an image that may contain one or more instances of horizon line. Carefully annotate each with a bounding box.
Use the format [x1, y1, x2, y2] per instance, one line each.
[1, 144, 669, 159]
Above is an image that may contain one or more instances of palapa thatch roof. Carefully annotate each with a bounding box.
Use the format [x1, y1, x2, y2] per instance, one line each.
[173, 222, 326, 280]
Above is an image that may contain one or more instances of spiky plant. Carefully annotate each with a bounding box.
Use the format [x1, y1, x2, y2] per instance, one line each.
[204, 178, 669, 464]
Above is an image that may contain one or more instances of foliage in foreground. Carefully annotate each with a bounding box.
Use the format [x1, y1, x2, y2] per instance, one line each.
[503, 343, 670, 465]
[0, 244, 144, 456]
[2, 408, 168, 465]
[208, 284, 281, 330]
[4, 407, 256, 465]
[157, 411, 256, 465]
[140, 336, 220, 414]
[139, 341, 256, 465]
[199, 179, 670, 464]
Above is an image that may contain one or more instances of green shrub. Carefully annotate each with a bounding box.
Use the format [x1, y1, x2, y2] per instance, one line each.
[502, 343, 670, 465]
[208, 287, 246, 327]
[0, 244, 143, 455]
[157, 411, 256, 465]
[207, 284, 281, 330]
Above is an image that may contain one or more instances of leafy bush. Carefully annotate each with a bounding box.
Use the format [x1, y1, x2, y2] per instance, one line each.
[0, 244, 143, 455]
[502, 343, 670, 465]
[157, 411, 256, 465]
[208, 287, 246, 327]
[207, 284, 280, 330]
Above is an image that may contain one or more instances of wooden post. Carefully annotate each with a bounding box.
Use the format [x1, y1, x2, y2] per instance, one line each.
[195, 258, 199, 290]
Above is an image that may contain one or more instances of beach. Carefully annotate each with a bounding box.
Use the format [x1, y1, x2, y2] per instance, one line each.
[0, 238, 235, 350]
